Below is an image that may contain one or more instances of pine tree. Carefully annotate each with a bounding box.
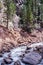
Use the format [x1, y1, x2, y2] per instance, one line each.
[40, 0, 43, 4]
[4, 0, 16, 29]
[0, 1, 2, 10]
[20, 0, 33, 32]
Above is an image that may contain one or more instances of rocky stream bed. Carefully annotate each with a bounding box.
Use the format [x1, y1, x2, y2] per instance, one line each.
[0, 42, 43, 65]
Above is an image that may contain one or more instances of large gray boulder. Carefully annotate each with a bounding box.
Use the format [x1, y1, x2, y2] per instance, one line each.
[23, 52, 42, 65]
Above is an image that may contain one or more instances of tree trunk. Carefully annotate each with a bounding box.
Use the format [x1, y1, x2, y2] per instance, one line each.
[6, 13, 9, 29]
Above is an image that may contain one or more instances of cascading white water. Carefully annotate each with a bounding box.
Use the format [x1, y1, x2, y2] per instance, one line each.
[0, 46, 27, 65]
[0, 42, 43, 65]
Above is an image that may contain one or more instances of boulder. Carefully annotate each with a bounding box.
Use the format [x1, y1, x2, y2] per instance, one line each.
[4, 57, 13, 64]
[0, 53, 3, 57]
[36, 46, 43, 53]
[14, 60, 21, 65]
[23, 52, 42, 65]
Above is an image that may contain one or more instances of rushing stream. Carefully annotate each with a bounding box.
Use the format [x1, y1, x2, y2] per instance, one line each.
[0, 42, 43, 65]
[0, 46, 27, 65]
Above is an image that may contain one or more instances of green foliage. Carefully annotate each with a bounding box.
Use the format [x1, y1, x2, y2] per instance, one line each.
[21, 5, 27, 23]
[21, 0, 33, 23]
[40, 0, 43, 4]
[4, 0, 16, 18]
[20, 0, 33, 32]
[4, 0, 16, 28]
[26, 5, 33, 23]
[9, 0, 16, 17]
[0, 1, 2, 10]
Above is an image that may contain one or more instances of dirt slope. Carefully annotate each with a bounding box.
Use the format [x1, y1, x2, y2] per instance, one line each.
[0, 25, 43, 52]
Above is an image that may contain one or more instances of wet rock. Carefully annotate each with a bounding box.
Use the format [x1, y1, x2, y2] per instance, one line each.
[4, 57, 13, 64]
[40, 59, 43, 64]
[19, 53, 25, 59]
[14, 60, 21, 65]
[36, 46, 43, 53]
[23, 51, 42, 65]
[1, 62, 5, 65]
[26, 46, 31, 50]
[28, 42, 43, 52]
[0, 53, 3, 57]
[25, 47, 32, 53]
[37, 59, 43, 65]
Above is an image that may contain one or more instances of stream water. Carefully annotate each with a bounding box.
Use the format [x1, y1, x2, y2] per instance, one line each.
[0, 46, 27, 65]
[0, 42, 43, 65]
